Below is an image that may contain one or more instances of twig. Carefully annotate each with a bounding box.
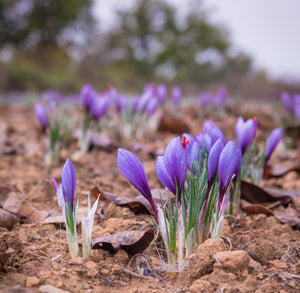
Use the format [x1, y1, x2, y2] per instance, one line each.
[122, 267, 156, 280]
[212, 254, 220, 264]
[252, 272, 279, 291]
[240, 239, 257, 250]
[98, 274, 126, 287]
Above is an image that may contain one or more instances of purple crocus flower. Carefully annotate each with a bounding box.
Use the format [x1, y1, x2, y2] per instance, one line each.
[215, 87, 228, 107]
[235, 117, 257, 155]
[52, 159, 76, 211]
[156, 84, 167, 104]
[34, 103, 48, 132]
[81, 84, 97, 111]
[203, 120, 226, 146]
[218, 141, 240, 210]
[294, 94, 300, 107]
[187, 141, 201, 172]
[117, 148, 158, 218]
[156, 137, 187, 202]
[171, 86, 182, 107]
[131, 95, 140, 114]
[280, 92, 293, 113]
[90, 95, 110, 120]
[196, 132, 212, 153]
[265, 128, 282, 163]
[146, 97, 158, 117]
[295, 105, 300, 122]
[207, 139, 224, 186]
[199, 92, 214, 106]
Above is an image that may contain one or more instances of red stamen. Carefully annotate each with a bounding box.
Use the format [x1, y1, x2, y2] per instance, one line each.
[181, 136, 190, 149]
[253, 117, 257, 123]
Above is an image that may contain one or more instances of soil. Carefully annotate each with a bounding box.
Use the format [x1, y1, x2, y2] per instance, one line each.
[0, 101, 300, 293]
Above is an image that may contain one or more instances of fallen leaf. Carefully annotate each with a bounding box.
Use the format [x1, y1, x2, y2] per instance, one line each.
[285, 125, 300, 140]
[91, 229, 154, 256]
[240, 180, 293, 204]
[264, 161, 300, 178]
[241, 205, 275, 216]
[91, 186, 173, 215]
[158, 115, 190, 134]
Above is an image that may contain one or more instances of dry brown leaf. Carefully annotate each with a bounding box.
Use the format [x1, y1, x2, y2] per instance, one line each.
[0, 208, 19, 229]
[158, 115, 190, 134]
[91, 229, 154, 256]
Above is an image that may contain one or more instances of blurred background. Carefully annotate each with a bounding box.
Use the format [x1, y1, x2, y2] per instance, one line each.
[1, 0, 299, 98]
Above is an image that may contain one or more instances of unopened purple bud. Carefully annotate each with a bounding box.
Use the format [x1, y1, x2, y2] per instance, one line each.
[81, 84, 97, 111]
[265, 128, 282, 163]
[62, 158, 76, 211]
[117, 148, 158, 218]
[203, 120, 226, 146]
[218, 141, 240, 196]
[214, 87, 228, 107]
[156, 84, 167, 104]
[195, 132, 212, 152]
[156, 137, 187, 201]
[131, 95, 140, 114]
[171, 86, 182, 107]
[143, 84, 156, 95]
[207, 139, 224, 186]
[199, 92, 214, 106]
[146, 97, 158, 117]
[34, 103, 48, 132]
[235, 117, 257, 155]
[280, 92, 293, 113]
[294, 94, 300, 107]
[90, 95, 110, 120]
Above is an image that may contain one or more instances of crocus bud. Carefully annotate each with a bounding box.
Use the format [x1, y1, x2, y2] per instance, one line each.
[90, 95, 110, 120]
[81, 84, 97, 111]
[62, 158, 77, 211]
[34, 103, 48, 132]
[203, 120, 226, 146]
[156, 84, 167, 104]
[146, 97, 158, 117]
[215, 87, 228, 107]
[265, 128, 282, 163]
[117, 148, 157, 218]
[156, 137, 187, 202]
[207, 139, 224, 186]
[235, 117, 257, 155]
[280, 92, 293, 113]
[218, 141, 240, 204]
[196, 132, 212, 153]
[171, 86, 182, 107]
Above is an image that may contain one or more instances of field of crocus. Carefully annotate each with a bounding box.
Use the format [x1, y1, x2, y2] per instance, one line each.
[0, 86, 300, 293]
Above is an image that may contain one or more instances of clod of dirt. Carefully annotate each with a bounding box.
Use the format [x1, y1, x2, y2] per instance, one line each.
[26, 276, 40, 288]
[214, 250, 250, 272]
[196, 238, 229, 258]
[245, 239, 275, 265]
[189, 279, 215, 293]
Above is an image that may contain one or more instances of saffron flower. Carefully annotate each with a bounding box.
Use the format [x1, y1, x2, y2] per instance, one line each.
[90, 95, 110, 120]
[52, 158, 78, 258]
[207, 139, 224, 187]
[171, 86, 182, 107]
[81, 84, 97, 111]
[146, 97, 158, 117]
[280, 92, 293, 113]
[218, 141, 241, 210]
[156, 137, 187, 202]
[265, 128, 282, 163]
[235, 117, 257, 155]
[117, 148, 158, 218]
[203, 120, 226, 146]
[157, 84, 167, 104]
[34, 103, 48, 132]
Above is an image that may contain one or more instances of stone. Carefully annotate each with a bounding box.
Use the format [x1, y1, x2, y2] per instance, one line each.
[189, 279, 215, 293]
[26, 276, 40, 287]
[214, 250, 250, 272]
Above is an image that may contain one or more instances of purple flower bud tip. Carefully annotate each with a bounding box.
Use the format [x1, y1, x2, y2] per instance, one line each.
[34, 103, 48, 131]
[156, 137, 187, 200]
[207, 139, 224, 185]
[81, 84, 96, 111]
[117, 148, 158, 218]
[62, 158, 76, 210]
[90, 95, 110, 120]
[51, 178, 58, 191]
[265, 128, 282, 163]
[218, 140, 240, 196]
[280, 92, 293, 113]
[235, 117, 257, 154]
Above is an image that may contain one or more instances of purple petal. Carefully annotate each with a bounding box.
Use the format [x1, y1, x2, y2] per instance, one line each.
[280, 92, 293, 113]
[203, 120, 226, 146]
[235, 117, 257, 154]
[207, 139, 224, 185]
[156, 84, 167, 104]
[62, 158, 76, 210]
[81, 84, 97, 111]
[265, 128, 282, 163]
[34, 103, 48, 131]
[171, 86, 182, 107]
[156, 156, 175, 194]
[218, 141, 239, 195]
[90, 95, 110, 120]
[117, 148, 152, 200]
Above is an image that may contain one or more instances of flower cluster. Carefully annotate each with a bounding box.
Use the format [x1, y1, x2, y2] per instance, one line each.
[34, 101, 72, 165]
[280, 91, 300, 123]
[198, 86, 229, 107]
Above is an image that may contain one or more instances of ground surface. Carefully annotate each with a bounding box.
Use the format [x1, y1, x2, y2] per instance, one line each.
[0, 101, 300, 293]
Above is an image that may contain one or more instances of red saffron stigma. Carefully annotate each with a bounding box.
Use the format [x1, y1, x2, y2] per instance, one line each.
[253, 117, 257, 123]
[181, 136, 190, 149]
